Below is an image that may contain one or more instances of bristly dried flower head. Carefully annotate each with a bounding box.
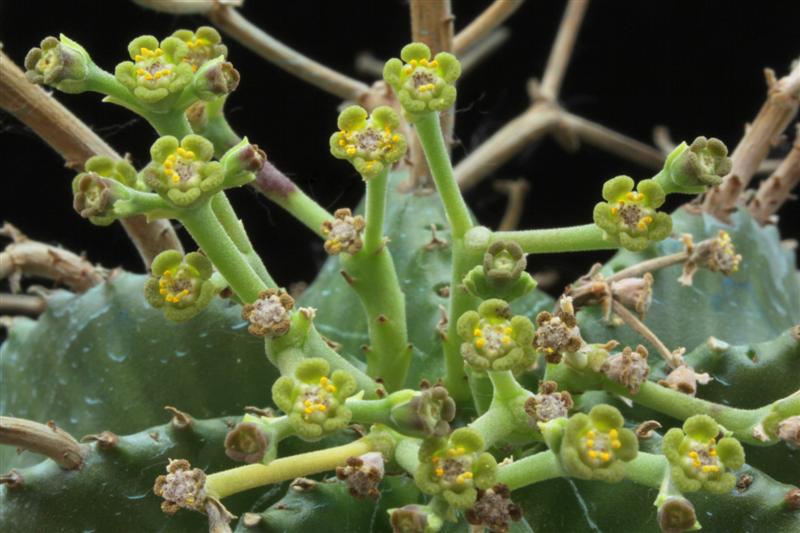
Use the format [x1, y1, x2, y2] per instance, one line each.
[524, 380, 574, 423]
[777, 416, 800, 448]
[465, 484, 522, 533]
[533, 296, 584, 364]
[153, 459, 207, 515]
[610, 273, 654, 319]
[658, 365, 712, 397]
[322, 208, 366, 255]
[335, 452, 385, 499]
[241, 288, 294, 337]
[601, 345, 650, 394]
[679, 231, 742, 286]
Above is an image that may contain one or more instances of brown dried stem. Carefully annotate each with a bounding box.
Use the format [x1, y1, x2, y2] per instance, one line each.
[1, 222, 105, 292]
[0, 416, 83, 470]
[0, 294, 47, 316]
[538, 0, 590, 102]
[748, 125, 800, 224]
[0, 51, 182, 266]
[494, 179, 530, 231]
[207, 5, 369, 101]
[702, 60, 800, 221]
[453, 0, 525, 56]
[611, 300, 682, 368]
[132, 0, 242, 15]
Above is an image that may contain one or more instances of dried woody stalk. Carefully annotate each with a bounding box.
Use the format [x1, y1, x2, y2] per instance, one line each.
[0, 416, 83, 470]
[748, 124, 800, 224]
[0, 51, 182, 267]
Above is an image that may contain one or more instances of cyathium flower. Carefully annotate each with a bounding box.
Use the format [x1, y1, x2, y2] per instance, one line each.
[336, 452, 385, 500]
[272, 358, 356, 440]
[144, 250, 218, 322]
[662, 415, 745, 493]
[241, 288, 294, 338]
[593, 176, 672, 251]
[679, 231, 742, 286]
[383, 43, 462, 116]
[657, 136, 732, 194]
[115, 34, 194, 108]
[171, 27, 228, 71]
[558, 405, 638, 482]
[463, 241, 537, 302]
[457, 299, 536, 374]
[388, 504, 443, 533]
[322, 208, 366, 255]
[414, 428, 497, 509]
[601, 345, 651, 394]
[388, 382, 457, 438]
[72, 156, 139, 226]
[153, 459, 207, 515]
[533, 296, 584, 364]
[143, 134, 222, 207]
[465, 484, 522, 533]
[330, 105, 407, 180]
[25, 35, 92, 93]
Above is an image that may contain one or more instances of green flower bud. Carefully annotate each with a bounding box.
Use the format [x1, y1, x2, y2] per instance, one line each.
[144, 250, 218, 322]
[533, 296, 584, 364]
[219, 138, 266, 189]
[657, 136, 732, 194]
[389, 504, 443, 533]
[457, 299, 537, 374]
[241, 288, 294, 338]
[383, 43, 462, 116]
[389, 383, 456, 438]
[558, 405, 638, 482]
[414, 428, 497, 510]
[115, 34, 194, 109]
[463, 241, 537, 302]
[192, 57, 240, 100]
[464, 484, 522, 533]
[143, 134, 222, 207]
[71, 157, 138, 226]
[224, 421, 269, 464]
[657, 496, 698, 533]
[330, 105, 407, 180]
[593, 176, 672, 251]
[662, 415, 745, 494]
[24, 34, 92, 94]
[271, 358, 356, 441]
[171, 26, 228, 71]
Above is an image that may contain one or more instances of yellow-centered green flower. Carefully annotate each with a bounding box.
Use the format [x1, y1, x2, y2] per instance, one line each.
[383, 42, 461, 116]
[24, 34, 92, 94]
[171, 26, 228, 72]
[662, 415, 745, 494]
[593, 176, 672, 251]
[71, 156, 139, 226]
[330, 105, 407, 180]
[143, 134, 222, 207]
[144, 250, 218, 322]
[115, 34, 194, 108]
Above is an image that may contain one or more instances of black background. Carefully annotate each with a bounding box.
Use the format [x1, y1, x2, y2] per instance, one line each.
[2, 1, 799, 289]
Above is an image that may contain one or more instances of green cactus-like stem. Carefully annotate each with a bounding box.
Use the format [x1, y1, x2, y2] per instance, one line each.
[179, 202, 268, 303]
[346, 396, 394, 426]
[363, 167, 389, 254]
[493, 224, 617, 254]
[496, 450, 563, 491]
[469, 371, 531, 448]
[206, 437, 375, 499]
[210, 193, 276, 287]
[394, 437, 422, 474]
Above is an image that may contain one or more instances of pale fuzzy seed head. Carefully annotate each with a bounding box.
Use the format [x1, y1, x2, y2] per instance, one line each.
[658, 365, 712, 396]
[601, 345, 650, 394]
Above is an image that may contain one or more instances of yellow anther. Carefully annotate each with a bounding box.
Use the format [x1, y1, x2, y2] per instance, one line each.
[689, 451, 699, 459]
[338, 139, 346, 147]
[501, 336, 511, 345]
[159, 289, 167, 295]
[612, 440, 621, 449]
[419, 58, 428, 67]
[429, 60, 438, 68]
[586, 439, 595, 448]
[545, 347, 554, 353]
[140, 47, 152, 56]
[136, 68, 147, 76]
[155, 48, 164, 55]
[587, 450, 598, 459]
[317, 404, 327, 412]
[346, 145, 357, 156]
[304, 407, 313, 414]
[463, 471, 473, 479]
[611, 207, 618, 216]
[642, 216, 653, 225]
[692, 460, 701, 468]
[431, 456, 439, 464]
[409, 59, 417, 68]
[504, 327, 513, 335]
[144, 73, 154, 81]
[434, 467, 444, 477]
[600, 452, 611, 462]
[709, 449, 717, 457]
[164, 271, 172, 277]
[609, 429, 618, 439]
[304, 399, 312, 406]
[587, 431, 596, 439]
[702, 465, 719, 473]
[134, 55, 144, 62]
[475, 338, 486, 349]
[366, 162, 374, 169]
[626, 192, 635, 200]
[473, 328, 482, 337]
[180, 289, 189, 296]
[326, 385, 336, 393]
[392, 134, 400, 142]
[403, 65, 413, 75]
[191, 64, 198, 72]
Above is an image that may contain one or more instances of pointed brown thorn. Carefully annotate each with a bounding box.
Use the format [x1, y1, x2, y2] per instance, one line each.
[165, 406, 193, 430]
[0, 469, 23, 490]
[81, 431, 119, 450]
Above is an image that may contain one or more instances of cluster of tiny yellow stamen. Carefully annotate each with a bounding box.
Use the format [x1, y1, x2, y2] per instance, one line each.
[583, 429, 622, 464]
[431, 446, 474, 485]
[158, 270, 191, 304]
[687, 438, 721, 474]
[473, 324, 513, 352]
[163, 147, 195, 184]
[184, 38, 210, 72]
[134, 47, 173, 81]
[402, 58, 440, 92]
[609, 191, 654, 231]
[301, 377, 337, 420]
[336, 126, 401, 173]
[715, 231, 740, 272]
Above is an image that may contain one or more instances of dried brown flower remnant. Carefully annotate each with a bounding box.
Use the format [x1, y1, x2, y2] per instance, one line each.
[610, 272, 654, 319]
[524, 380, 574, 423]
[658, 365, 712, 396]
[658, 496, 697, 533]
[241, 288, 294, 337]
[465, 484, 522, 533]
[224, 422, 269, 463]
[778, 416, 800, 448]
[679, 231, 742, 286]
[533, 296, 584, 363]
[322, 208, 366, 255]
[601, 345, 650, 394]
[336, 452, 385, 499]
[153, 459, 207, 515]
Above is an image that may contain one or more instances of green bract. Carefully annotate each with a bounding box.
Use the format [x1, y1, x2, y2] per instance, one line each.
[662, 415, 745, 494]
[71, 156, 139, 226]
[191, 57, 240, 101]
[383, 42, 462, 116]
[558, 405, 638, 482]
[463, 241, 537, 302]
[24, 34, 92, 93]
[657, 136, 732, 194]
[330, 105, 407, 180]
[414, 428, 497, 509]
[457, 299, 536, 374]
[171, 26, 228, 71]
[593, 175, 672, 251]
[271, 358, 356, 440]
[143, 134, 222, 207]
[115, 34, 194, 108]
[143, 250, 217, 322]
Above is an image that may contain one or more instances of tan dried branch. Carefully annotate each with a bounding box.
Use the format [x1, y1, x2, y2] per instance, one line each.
[0, 416, 83, 470]
[494, 179, 530, 231]
[611, 300, 683, 368]
[453, 0, 524, 55]
[132, 0, 242, 15]
[206, 5, 369, 101]
[702, 59, 800, 221]
[538, 0, 590, 102]
[0, 51, 182, 266]
[0, 294, 47, 316]
[1, 223, 105, 292]
[748, 125, 800, 224]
